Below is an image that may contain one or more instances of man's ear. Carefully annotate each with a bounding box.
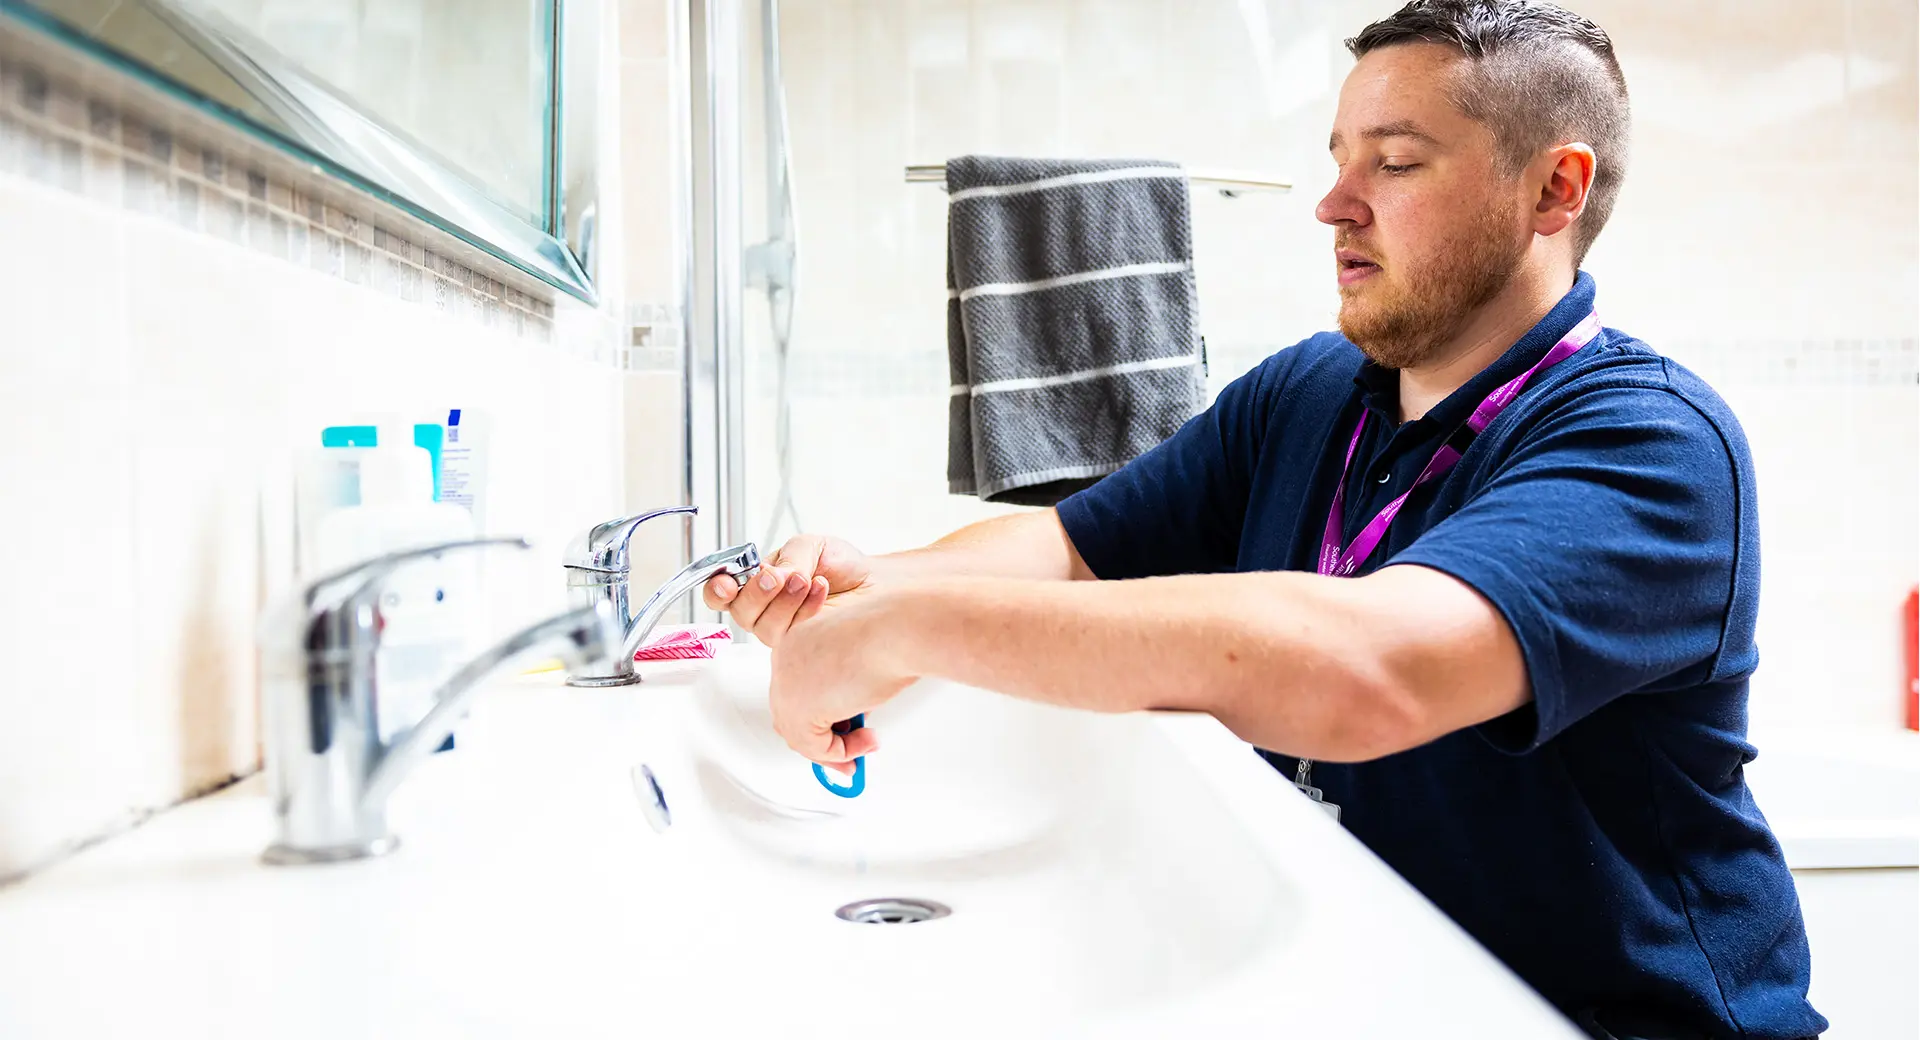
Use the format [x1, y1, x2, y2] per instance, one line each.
[1532, 142, 1596, 239]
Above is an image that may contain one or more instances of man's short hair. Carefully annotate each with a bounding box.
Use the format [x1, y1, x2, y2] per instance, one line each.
[1348, 0, 1631, 265]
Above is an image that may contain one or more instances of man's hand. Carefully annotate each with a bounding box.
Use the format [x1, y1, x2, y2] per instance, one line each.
[702, 533, 871, 647]
[767, 582, 907, 772]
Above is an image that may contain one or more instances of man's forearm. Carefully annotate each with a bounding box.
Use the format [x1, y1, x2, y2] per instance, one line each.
[875, 566, 1525, 762]
[875, 510, 1095, 584]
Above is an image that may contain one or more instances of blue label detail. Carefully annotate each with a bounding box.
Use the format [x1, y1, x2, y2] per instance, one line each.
[412, 423, 444, 502]
[320, 425, 377, 448]
[321, 423, 446, 501]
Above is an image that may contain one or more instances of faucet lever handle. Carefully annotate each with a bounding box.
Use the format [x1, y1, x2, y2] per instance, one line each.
[564, 506, 699, 573]
[694, 542, 762, 581]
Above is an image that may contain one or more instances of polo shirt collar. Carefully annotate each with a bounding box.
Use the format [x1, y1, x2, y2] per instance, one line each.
[1352, 270, 1599, 431]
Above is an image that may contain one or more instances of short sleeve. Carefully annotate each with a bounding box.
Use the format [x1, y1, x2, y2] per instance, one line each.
[1389, 386, 1750, 753]
[1055, 350, 1291, 579]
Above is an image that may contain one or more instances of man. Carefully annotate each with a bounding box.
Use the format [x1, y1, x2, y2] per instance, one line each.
[704, 2, 1825, 1037]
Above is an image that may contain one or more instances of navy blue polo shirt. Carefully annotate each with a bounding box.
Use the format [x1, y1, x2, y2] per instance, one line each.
[1056, 273, 1826, 1039]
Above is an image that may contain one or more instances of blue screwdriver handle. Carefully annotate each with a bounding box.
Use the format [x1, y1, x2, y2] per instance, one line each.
[810, 713, 866, 798]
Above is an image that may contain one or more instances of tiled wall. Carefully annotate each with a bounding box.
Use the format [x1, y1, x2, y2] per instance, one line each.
[746, 0, 1918, 729]
[0, 60, 573, 339]
[0, 3, 659, 882]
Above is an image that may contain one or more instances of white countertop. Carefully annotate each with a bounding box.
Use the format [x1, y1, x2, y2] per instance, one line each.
[0, 661, 1585, 1039]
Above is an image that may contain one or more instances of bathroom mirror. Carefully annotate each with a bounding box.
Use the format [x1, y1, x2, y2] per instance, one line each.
[0, 0, 598, 302]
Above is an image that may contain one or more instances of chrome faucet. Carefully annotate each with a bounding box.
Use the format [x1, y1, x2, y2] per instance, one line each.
[259, 538, 622, 865]
[561, 506, 760, 686]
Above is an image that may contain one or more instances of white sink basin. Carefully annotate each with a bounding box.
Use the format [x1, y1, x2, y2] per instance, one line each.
[0, 652, 1583, 1038]
[676, 648, 1300, 1019]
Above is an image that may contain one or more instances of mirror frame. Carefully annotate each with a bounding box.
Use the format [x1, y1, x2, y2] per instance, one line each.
[0, 0, 599, 304]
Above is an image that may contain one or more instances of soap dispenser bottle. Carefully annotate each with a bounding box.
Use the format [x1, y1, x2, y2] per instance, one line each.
[313, 423, 479, 742]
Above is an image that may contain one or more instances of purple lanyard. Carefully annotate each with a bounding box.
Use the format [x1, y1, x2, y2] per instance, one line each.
[1318, 311, 1603, 578]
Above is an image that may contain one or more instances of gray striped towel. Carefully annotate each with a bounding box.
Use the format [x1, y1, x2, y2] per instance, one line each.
[946, 156, 1207, 506]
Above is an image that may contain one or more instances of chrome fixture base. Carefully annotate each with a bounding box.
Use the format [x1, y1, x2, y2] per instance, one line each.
[261, 835, 400, 866]
[565, 672, 644, 688]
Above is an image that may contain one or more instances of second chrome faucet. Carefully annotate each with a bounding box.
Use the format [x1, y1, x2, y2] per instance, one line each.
[561, 506, 760, 686]
[261, 538, 624, 865]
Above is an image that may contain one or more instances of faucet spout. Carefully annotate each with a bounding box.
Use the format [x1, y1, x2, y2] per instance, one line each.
[361, 600, 621, 812]
[619, 543, 762, 660]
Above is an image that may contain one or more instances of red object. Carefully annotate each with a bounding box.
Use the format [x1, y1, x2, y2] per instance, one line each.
[1904, 587, 1918, 732]
[634, 624, 732, 662]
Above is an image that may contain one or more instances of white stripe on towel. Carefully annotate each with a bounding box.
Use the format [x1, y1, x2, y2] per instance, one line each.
[947, 165, 1186, 204]
[948, 260, 1190, 303]
[950, 353, 1199, 397]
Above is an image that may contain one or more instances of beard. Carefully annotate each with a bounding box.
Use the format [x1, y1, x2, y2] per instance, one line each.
[1336, 200, 1527, 370]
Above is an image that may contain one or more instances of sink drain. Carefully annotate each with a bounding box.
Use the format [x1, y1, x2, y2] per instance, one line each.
[834, 898, 952, 925]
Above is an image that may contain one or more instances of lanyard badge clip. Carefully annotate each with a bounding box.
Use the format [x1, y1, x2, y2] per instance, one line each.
[1292, 759, 1342, 823]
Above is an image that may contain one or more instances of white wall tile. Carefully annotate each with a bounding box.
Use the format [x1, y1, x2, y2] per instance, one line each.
[121, 217, 299, 797]
[0, 175, 139, 878]
[622, 369, 691, 603]
[619, 51, 675, 306]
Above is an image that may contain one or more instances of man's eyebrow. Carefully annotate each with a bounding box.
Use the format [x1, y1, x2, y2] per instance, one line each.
[1328, 121, 1441, 151]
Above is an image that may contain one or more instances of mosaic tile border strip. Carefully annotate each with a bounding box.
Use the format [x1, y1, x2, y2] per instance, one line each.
[625, 300, 684, 370]
[0, 50, 561, 344]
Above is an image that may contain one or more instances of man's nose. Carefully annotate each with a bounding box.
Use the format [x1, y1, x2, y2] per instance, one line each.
[1316, 170, 1369, 227]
